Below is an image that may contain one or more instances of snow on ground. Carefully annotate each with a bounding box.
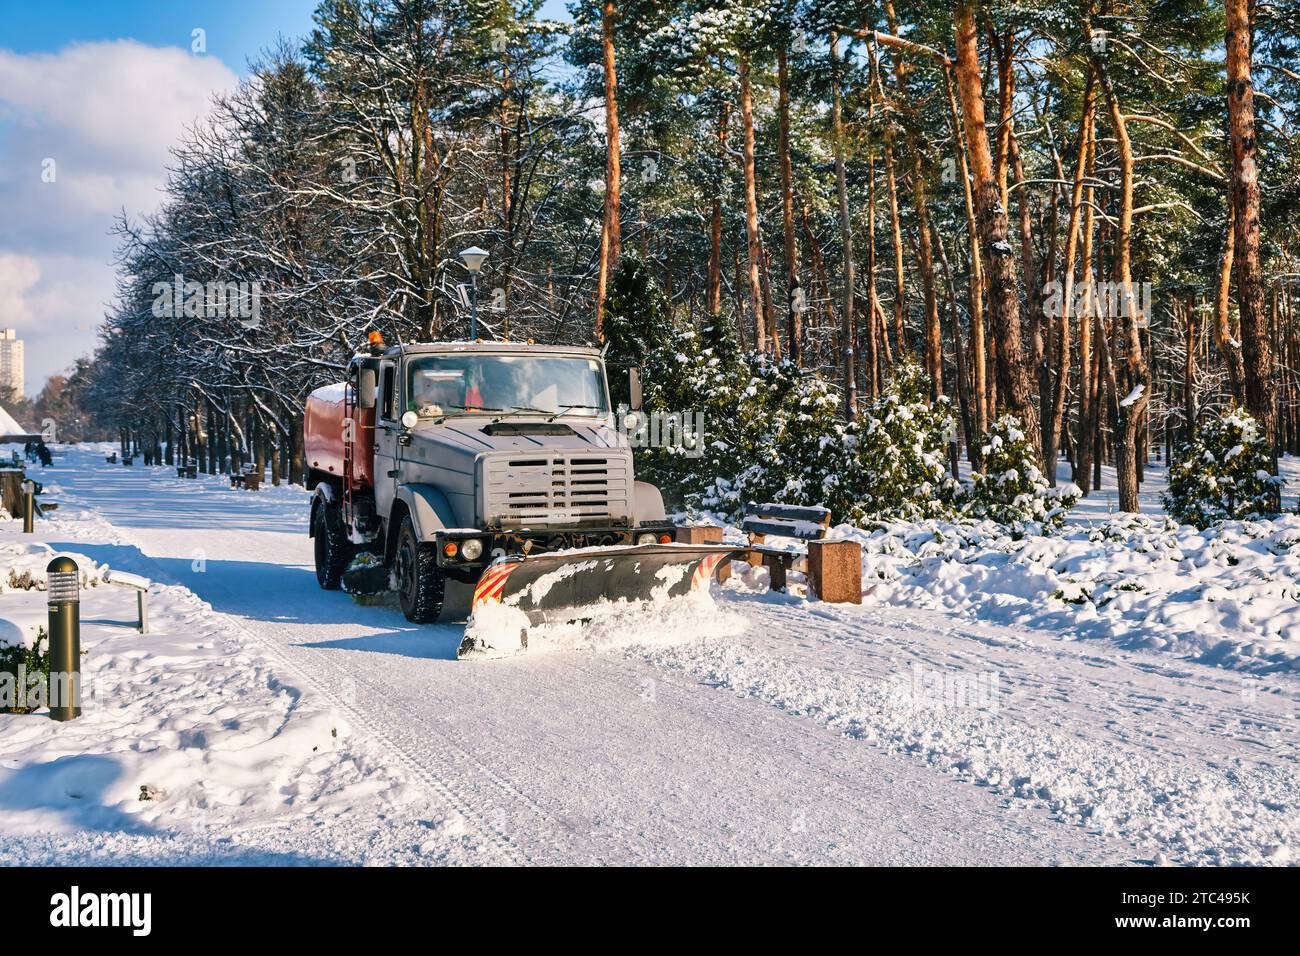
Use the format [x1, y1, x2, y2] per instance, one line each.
[0, 457, 492, 865]
[2, 445, 1298, 865]
[630, 590, 1299, 865]
[802, 454, 1300, 674]
[845, 513, 1300, 673]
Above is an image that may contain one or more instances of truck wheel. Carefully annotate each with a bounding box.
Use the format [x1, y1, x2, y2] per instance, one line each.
[314, 501, 351, 590]
[395, 516, 444, 623]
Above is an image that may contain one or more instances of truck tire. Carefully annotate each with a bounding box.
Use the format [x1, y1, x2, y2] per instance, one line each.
[314, 501, 352, 590]
[395, 516, 444, 623]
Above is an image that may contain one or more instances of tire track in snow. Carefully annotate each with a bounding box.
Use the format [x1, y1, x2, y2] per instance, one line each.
[214, 613, 533, 866]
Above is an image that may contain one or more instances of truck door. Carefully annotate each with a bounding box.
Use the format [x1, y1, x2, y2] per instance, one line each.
[374, 360, 400, 533]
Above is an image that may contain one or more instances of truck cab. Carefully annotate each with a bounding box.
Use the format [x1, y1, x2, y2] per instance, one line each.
[305, 340, 673, 623]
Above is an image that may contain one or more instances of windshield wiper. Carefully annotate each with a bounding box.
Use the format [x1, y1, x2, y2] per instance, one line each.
[492, 405, 552, 421]
[450, 404, 504, 412]
[547, 404, 604, 421]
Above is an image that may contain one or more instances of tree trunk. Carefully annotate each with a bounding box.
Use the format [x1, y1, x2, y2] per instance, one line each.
[1045, 77, 1096, 484]
[830, 32, 857, 419]
[945, 67, 987, 440]
[739, 53, 776, 357]
[1075, 130, 1099, 495]
[707, 100, 730, 319]
[883, 145, 905, 361]
[865, 152, 881, 401]
[1096, 60, 1150, 513]
[938, 233, 974, 461]
[594, 0, 621, 337]
[777, 47, 801, 366]
[1212, 205, 1246, 404]
[1226, 0, 1276, 457]
[1183, 298, 1197, 443]
[952, 2, 1039, 456]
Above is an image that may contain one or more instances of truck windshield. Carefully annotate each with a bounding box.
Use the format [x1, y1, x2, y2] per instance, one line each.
[405, 354, 609, 420]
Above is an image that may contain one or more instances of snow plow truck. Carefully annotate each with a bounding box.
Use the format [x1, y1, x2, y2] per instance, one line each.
[304, 335, 738, 654]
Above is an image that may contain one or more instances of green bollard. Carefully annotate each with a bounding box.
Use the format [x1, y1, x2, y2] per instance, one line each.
[22, 479, 34, 534]
[46, 556, 81, 721]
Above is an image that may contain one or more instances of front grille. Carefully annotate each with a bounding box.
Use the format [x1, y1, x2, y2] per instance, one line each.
[482, 452, 633, 527]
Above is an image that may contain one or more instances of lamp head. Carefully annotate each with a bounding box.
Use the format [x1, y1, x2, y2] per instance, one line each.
[459, 246, 489, 274]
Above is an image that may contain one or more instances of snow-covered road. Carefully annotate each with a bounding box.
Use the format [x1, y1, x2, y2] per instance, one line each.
[13, 448, 1298, 865]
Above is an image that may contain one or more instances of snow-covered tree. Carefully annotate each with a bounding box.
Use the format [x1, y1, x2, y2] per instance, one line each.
[1163, 406, 1282, 528]
[962, 415, 1079, 532]
[842, 361, 958, 523]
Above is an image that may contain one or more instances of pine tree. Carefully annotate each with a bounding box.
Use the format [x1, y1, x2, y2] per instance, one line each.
[845, 361, 958, 523]
[1163, 406, 1282, 528]
[963, 415, 1079, 532]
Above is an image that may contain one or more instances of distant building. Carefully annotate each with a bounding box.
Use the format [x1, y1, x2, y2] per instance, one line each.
[0, 329, 23, 401]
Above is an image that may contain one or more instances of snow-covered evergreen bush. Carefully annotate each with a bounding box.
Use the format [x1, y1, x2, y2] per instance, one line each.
[692, 356, 847, 516]
[0, 626, 47, 714]
[1163, 406, 1281, 529]
[842, 361, 958, 523]
[962, 415, 1079, 532]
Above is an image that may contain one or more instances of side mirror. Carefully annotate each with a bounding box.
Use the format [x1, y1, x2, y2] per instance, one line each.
[628, 367, 643, 411]
[357, 368, 377, 409]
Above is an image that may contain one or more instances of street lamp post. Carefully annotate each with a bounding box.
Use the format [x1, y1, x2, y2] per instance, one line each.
[21, 478, 35, 534]
[459, 246, 489, 339]
[46, 556, 82, 722]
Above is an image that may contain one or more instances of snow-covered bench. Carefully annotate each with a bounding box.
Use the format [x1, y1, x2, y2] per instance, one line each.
[740, 503, 832, 593]
[103, 568, 150, 634]
[676, 504, 861, 604]
[230, 463, 262, 490]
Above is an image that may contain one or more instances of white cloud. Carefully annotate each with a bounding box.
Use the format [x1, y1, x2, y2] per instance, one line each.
[0, 40, 239, 392]
[0, 40, 237, 171]
[0, 253, 40, 327]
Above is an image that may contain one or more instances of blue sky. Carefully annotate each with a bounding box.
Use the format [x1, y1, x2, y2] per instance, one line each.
[0, 0, 573, 72]
[0, 1, 322, 69]
[0, 0, 572, 394]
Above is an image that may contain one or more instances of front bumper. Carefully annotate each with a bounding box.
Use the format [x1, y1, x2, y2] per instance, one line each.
[434, 523, 676, 570]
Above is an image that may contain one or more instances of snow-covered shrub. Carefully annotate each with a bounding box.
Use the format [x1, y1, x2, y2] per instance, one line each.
[961, 414, 1079, 532]
[691, 360, 957, 523]
[842, 361, 958, 523]
[602, 255, 742, 500]
[0, 626, 48, 714]
[602, 257, 852, 515]
[692, 356, 848, 516]
[1163, 406, 1281, 528]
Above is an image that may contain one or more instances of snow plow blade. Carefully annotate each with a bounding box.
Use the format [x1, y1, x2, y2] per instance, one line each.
[461, 544, 745, 656]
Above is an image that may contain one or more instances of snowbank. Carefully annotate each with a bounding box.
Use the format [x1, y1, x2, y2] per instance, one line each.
[1, 540, 107, 593]
[839, 513, 1300, 673]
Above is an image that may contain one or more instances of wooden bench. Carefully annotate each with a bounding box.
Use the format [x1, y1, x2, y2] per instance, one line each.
[745, 503, 861, 603]
[675, 504, 862, 604]
[106, 453, 118, 464]
[122, 455, 134, 466]
[177, 464, 198, 479]
[742, 503, 831, 593]
[231, 464, 261, 490]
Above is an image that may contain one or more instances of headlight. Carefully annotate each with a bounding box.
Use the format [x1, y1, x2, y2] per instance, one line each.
[635, 533, 658, 546]
[461, 538, 484, 561]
